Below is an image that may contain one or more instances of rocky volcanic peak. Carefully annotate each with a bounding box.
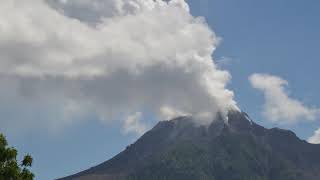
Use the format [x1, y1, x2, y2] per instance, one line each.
[59, 110, 320, 180]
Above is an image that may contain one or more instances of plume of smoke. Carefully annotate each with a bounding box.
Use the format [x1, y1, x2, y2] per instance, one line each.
[0, 0, 237, 135]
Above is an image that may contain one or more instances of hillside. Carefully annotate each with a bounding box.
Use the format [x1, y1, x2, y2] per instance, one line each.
[59, 111, 320, 180]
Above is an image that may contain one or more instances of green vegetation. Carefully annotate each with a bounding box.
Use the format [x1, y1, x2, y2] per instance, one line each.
[126, 131, 305, 180]
[0, 134, 34, 180]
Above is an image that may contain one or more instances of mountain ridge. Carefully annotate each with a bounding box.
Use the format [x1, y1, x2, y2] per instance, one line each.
[58, 111, 320, 180]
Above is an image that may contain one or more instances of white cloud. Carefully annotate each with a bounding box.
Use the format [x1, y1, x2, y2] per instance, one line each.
[122, 112, 147, 135]
[159, 106, 189, 120]
[249, 73, 319, 124]
[308, 128, 320, 144]
[0, 0, 238, 135]
[46, 0, 189, 24]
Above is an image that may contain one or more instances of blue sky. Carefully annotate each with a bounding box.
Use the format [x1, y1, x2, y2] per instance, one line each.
[2, 0, 320, 179]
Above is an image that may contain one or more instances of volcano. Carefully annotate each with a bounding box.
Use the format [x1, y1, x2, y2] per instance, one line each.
[58, 111, 320, 180]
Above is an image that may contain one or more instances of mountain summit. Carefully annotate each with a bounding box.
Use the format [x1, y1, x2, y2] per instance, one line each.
[59, 111, 320, 180]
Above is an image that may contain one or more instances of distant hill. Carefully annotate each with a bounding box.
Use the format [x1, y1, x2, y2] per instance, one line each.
[58, 111, 320, 180]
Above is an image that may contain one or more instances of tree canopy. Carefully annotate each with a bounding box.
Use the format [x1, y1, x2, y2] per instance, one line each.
[0, 133, 34, 180]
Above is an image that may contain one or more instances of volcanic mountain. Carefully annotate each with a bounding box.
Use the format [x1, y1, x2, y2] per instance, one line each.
[58, 111, 320, 180]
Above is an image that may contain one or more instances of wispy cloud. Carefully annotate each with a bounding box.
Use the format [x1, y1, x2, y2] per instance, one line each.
[249, 73, 319, 124]
[308, 128, 320, 144]
[122, 112, 147, 136]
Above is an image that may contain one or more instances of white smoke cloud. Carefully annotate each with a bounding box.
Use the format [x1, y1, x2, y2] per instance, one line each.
[0, 0, 237, 135]
[308, 128, 320, 144]
[249, 73, 319, 124]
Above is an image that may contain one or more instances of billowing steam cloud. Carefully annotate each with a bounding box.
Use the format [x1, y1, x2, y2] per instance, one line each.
[0, 0, 237, 135]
